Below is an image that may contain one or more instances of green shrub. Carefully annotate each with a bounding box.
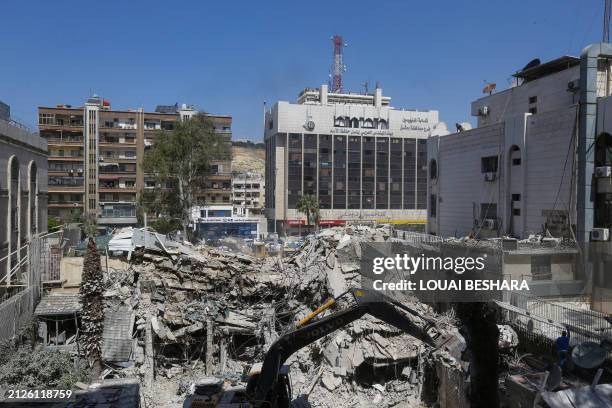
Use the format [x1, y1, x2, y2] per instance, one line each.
[0, 346, 89, 388]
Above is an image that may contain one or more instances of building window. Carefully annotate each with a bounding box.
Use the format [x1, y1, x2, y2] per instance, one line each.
[481, 156, 498, 173]
[430, 194, 437, 217]
[528, 96, 537, 104]
[429, 159, 437, 180]
[375, 137, 388, 209]
[528, 107, 537, 114]
[403, 138, 416, 209]
[334, 135, 347, 209]
[347, 136, 362, 209]
[39, 113, 54, 125]
[389, 138, 402, 209]
[334, 117, 347, 127]
[416, 139, 427, 209]
[512, 157, 521, 165]
[480, 203, 497, 220]
[512, 194, 521, 201]
[512, 208, 521, 216]
[531, 255, 551, 280]
[288, 134, 302, 208]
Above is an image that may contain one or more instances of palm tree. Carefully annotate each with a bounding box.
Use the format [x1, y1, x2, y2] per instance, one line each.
[296, 194, 319, 232]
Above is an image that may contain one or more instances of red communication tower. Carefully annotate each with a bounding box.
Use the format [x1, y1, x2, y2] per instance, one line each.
[330, 35, 346, 93]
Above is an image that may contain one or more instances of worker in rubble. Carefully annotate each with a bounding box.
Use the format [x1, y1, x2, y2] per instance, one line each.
[555, 325, 571, 368]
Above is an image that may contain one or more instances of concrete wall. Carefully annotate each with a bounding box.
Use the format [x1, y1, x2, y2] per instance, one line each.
[503, 252, 576, 281]
[428, 123, 505, 237]
[268, 100, 439, 138]
[471, 65, 579, 127]
[428, 106, 576, 239]
[0, 119, 48, 282]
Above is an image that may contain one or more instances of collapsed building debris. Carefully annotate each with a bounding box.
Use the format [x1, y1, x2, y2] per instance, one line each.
[94, 224, 464, 407]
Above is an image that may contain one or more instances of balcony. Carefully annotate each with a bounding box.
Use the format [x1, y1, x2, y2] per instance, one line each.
[38, 120, 84, 129]
[47, 137, 84, 145]
[101, 121, 137, 130]
[48, 201, 83, 207]
[99, 163, 136, 174]
[98, 203, 137, 225]
[99, 187, 137, 193]
[49, 156, 84, 161]
[99, 140, 136, 146]
[49, 176, 84, 191]
[48, 185, 84, 193]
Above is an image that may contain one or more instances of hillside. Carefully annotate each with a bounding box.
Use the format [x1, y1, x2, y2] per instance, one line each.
[231, 145, 265, 175]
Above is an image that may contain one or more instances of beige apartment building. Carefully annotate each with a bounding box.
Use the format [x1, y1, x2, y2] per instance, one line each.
[39, 98, 232, 226]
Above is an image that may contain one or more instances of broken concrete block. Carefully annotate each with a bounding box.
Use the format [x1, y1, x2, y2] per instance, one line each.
[332, 366, 347, 377]
[323, 342, 340, 366]
[74, 382, 89, 390]
[151, 316, 160, 335]
[401, 366, 412, 379]
[336, 234, 352, 250]
[172, 291, 186, 302]
[321, 373, 341, 391]
[372, 383, 385, 392]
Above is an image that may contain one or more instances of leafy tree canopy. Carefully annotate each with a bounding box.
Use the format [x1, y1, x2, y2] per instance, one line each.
[140, 114, 231, 237]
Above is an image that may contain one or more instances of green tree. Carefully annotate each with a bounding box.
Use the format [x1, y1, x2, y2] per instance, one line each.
[296, 194, 320, 229]
[140, 114, 231, 238]
[79, 238, 104, 378]
[47, 216, 61, 232]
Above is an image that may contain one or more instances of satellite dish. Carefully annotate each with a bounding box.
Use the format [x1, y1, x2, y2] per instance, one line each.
[522, 58, 541, 72]
[545, 364, 562, 391]
[572, 341, 607, 369]
[482, 83, 496, 94]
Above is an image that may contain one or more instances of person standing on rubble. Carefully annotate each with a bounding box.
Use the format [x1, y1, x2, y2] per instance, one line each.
[555, 325, 571, 368]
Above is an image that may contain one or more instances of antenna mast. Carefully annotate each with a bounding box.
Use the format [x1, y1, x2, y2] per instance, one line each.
[605, 0, 611, 42]
[330, 35, 346, 93]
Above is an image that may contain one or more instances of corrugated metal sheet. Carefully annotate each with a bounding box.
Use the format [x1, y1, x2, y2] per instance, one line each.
[101, 305, 134, 362]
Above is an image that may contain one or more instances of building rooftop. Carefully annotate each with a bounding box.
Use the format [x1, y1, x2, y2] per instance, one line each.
[296, 84, 391, 107]
[512, 55, 580, 83]
[34, 293, 82, 316]
[155, 103, 180, 113]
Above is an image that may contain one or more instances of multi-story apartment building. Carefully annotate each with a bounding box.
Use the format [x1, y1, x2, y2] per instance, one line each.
[39, 98, 232, 226]
[232, 172, 265, 215]
[1, 100, 48, 286]
[265, 84, 442, 235]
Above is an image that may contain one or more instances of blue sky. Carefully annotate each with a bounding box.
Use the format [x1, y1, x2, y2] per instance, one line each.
[0, 0, 604, 140]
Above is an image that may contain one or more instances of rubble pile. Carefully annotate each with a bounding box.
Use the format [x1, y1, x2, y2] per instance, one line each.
[101, 224, 461, 407]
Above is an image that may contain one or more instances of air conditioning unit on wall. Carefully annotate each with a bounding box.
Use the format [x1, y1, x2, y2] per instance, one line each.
[591, 228, 610, 241]
[484, 172, 497, 182]
[567, 79, 580, 92]
[482, 219, 498, 230]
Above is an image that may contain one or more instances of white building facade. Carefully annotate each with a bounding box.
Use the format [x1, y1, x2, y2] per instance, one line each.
[265, 84, 442, 235]
[427, 44, 612, 312]
[428, 56, 580, 239]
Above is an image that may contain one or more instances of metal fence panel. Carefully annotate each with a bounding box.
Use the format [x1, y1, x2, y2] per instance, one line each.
[0, 288, 33, 342]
